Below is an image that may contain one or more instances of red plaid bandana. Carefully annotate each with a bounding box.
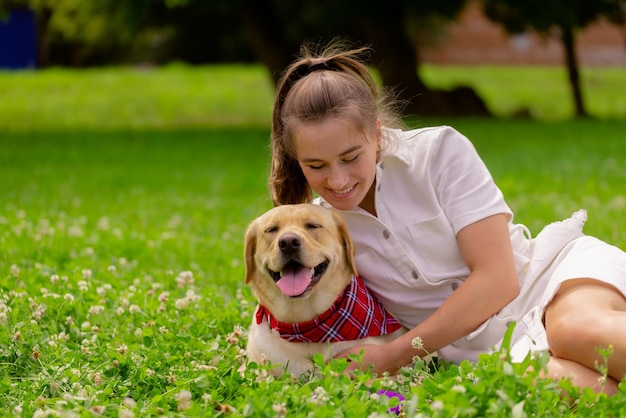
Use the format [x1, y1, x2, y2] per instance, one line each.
[255, 276, 402, 343]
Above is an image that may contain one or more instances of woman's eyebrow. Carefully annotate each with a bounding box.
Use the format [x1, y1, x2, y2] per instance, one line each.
[300, 145, 362, 163]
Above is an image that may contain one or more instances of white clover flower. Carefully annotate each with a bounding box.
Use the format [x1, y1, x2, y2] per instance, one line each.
[159, 326, 169, 334]
[0, 312, 6, 324]
[91, 405, 105, 415]
[312, 386, 330, 403]
[10, 264, 20, 278]
[272, 403, 287, 416]
[175, 298, 190, 310]
[92, 372, 102, 386]
[88, 305, 105, 315]
[106, 265, 116, 273]
[81, 269, 92, 279]
[117, 345, 128, 355]
[176, 390, 192, 411]
[431, 400, 444, 411]
[81, 321, 91, 330]
[116, 307, 125, 316]
[50, 274, 59, 284]
[146, 368, 155, 376]
[158, 292, 169, 303]
[411, 336, 424, 351]
[129, 305, 140, 314]
[96, 287, 107, 297]
[77, 281, 89, 292]
[176, 271, 194, 287]
[32, 308, 45, 321]
[119, 410, 135, 418]
[122, 397, 137, 409]
[97, 217, 110, 230]
[64, 294, 74, 303]
[186, 289, 201, 302]
[451, 384, 466, 393]
[134, 328, 142, 338]
[68, 225, 84, 237]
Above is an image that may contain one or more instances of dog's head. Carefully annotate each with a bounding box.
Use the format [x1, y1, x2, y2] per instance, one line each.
[244, 203, 357, 323]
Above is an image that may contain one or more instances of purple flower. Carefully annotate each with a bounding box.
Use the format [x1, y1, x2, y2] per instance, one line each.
[377, 390, 405, 415]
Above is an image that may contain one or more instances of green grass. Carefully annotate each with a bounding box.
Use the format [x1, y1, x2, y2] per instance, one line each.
[421, 65, 626, 120]
[1, 65, 626, 416]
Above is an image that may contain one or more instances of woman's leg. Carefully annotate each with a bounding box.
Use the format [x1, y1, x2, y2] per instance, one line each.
[544, 278, 626, 387]
[543, 356, 619, 395]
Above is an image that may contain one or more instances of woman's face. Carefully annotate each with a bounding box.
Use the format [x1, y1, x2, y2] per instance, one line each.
[294, 117, 381, 212]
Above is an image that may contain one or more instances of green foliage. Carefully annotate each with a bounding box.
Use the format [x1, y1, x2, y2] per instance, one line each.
[481, 0, 624, 34]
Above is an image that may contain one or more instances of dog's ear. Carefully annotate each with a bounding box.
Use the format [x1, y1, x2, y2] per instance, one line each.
[332, 211, 358, 277]
[244, 219, 258, 284]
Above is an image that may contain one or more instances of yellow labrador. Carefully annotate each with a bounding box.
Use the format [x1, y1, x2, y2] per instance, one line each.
[244, 203, 406, 376]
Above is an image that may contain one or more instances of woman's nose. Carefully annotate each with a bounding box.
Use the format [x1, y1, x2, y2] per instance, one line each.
[327, 166, 348, 189]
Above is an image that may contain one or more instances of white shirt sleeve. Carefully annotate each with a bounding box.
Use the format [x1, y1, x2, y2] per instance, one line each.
[426, 126, 512, 234]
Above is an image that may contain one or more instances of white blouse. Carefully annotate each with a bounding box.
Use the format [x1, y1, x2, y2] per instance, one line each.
[316, 126, 585, 362]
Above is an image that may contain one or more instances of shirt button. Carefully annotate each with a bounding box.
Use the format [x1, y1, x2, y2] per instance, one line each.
[412, 271, 419, 280]
[382, 230, 390, 239]
[451, 282, 459, 291]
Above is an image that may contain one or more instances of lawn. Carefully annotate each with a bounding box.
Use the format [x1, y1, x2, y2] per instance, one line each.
[1, 64, 625, 416]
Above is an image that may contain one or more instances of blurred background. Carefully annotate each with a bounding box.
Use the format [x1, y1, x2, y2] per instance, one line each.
[1, 0, 624, 117]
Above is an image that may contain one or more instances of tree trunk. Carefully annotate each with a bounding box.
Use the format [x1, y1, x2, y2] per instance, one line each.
[560, 23, 588, 118]
[354, 5, 451, 116]
[356, 4, 490, 117]
[236, 0, 293, 85]
[35, 7, 52, 68]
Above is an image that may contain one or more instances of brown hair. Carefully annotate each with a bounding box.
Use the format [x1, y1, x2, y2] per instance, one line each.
[269, 41, 402, 206]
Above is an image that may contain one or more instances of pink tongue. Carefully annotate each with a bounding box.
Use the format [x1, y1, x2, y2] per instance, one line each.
[276, 265, 312, 296]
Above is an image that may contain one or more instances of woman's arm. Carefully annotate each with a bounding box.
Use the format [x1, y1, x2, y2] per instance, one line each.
[338, 213, 520, 374]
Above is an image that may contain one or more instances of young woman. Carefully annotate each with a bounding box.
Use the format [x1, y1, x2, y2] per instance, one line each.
[269, 43, 626, 393]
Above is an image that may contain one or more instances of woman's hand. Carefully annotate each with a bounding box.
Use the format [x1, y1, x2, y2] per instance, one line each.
[334, 342, 405, 376]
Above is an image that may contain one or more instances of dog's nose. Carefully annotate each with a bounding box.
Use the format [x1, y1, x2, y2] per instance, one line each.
[278, 233, 301, 254]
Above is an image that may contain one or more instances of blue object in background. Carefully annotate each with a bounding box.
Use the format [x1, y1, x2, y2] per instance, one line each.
[0, 8, 37, 69]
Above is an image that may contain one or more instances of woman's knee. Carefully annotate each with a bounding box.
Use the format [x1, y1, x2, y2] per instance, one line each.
[545, 309, 607, 359]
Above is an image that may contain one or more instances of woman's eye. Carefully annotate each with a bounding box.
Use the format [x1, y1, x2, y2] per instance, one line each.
[344, 155, 359, 163]
[307, 164, 324, 170]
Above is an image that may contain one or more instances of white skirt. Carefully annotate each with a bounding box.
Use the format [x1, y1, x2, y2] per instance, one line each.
[508, 212, 626, 361]
[438, 210, 626, 363]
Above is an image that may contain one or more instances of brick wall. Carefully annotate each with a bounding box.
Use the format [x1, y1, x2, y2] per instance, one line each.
[420, 1, 626, 66]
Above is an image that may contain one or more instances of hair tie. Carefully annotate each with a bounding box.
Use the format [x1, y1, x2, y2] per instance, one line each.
[307, 62, 331, 74]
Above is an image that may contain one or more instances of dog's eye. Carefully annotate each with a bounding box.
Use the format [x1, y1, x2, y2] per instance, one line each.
[305, 223, 322, 230]
[265, 226, 278, 234]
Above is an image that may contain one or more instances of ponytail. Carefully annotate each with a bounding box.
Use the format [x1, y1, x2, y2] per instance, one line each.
[270, 41, 401, 206]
